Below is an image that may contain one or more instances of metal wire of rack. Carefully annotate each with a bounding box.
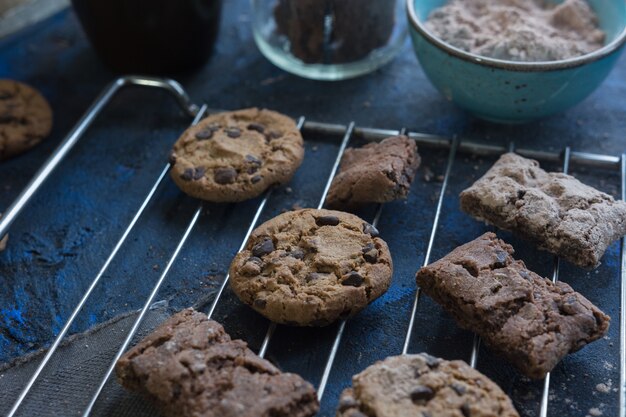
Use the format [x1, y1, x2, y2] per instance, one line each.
[2, 76, 625, 417]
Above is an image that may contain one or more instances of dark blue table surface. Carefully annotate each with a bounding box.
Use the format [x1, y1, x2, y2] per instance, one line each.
[0, 1, 625, 416]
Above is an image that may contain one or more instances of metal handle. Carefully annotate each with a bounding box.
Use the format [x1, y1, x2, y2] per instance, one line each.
[0, 76, 198, 241]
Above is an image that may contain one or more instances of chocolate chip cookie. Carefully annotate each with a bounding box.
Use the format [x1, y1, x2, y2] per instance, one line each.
[0, 79, 53, 160]
[416, 232, 610, 379]
[337, 353, 520, 417]
[170, 108, 304, 202]
[460, 152, 626, 268]
[326, 135, 421, 209]
[229, 209, 393, 326]
[116, 308, 319, 417]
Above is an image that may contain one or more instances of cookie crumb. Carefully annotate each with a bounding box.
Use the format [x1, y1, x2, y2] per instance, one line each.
[589, 407, 603, 416]
[423, 166, 434, 182]
[595, 382, 611, 393]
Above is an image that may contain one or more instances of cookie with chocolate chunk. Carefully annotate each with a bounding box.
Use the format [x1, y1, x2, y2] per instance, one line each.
[170, 108, 304, 202]
[337, 353, 519, 417]
[116, 309, 319, 417]
[229, 209, 393, 326]
[0, 79, 53, 160]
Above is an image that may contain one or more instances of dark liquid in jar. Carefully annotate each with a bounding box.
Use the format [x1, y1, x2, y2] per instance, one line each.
[71, 0, 222, 73]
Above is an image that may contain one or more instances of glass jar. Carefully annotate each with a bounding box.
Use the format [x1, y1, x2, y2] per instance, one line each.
[251, 0, 407, 80]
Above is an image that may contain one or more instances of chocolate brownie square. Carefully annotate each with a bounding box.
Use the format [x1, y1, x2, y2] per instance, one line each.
[326, 135, 421, 208]
[416, 233, 610, 379]
[460, 153, 626, 268]
[115, 309, 319, 417]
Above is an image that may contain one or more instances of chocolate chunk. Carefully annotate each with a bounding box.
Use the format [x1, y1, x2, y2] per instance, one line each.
[192, 168, 206, 180]
[180, 168, 194, 181]
[251, 175, 262, 184]
[0, 91, 12, 100]
[306, 273, 323, 282]
[461, 403, 471, 417]
[362, 243, 378, 263]
[268, 130, 282, 139]
[363, 223, 380, 237]
[253, 298, 267, 309]
[195, 129, 214, 140]
[423, 353, 441, 368]
[245, 154, 263, 165]
[451, 382, 466, 395]
[410, 385, 435, 404]
[342, 272, 364, 287]
[289, 248, 305, 260]
[214, 167, 237, 184]
[225, 127, 241, 138]
[247, 256, 264, 266]
[247, 122, 265, 133]
[316, 215, 340, 226]
[338, 396, 359, 412]
[247, 166, 259, 175]
[241, 257, 263, 276]
[168, 152, 177, 165]
[252, 238, 274, 258]
[363, 252, 378, 263]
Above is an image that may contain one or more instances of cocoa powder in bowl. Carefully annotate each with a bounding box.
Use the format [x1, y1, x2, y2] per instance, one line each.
[425, 0, 605, 62]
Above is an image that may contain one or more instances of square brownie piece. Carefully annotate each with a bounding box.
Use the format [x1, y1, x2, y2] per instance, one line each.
[326, 135, 421, 209]
[416, 233, 610, 379]
[116, 309, 319, 417]
[460, 153, 626, 268]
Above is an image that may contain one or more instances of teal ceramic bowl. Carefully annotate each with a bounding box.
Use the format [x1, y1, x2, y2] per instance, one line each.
[407, 0, 626, 123]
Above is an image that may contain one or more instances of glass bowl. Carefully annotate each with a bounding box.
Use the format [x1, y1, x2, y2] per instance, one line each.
[251, 0, 407, 81]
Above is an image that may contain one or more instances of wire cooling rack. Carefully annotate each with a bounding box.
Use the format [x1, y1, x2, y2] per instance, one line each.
[1, 76, 625, 417]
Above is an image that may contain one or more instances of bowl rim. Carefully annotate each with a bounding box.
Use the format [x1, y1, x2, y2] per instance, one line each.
[407, 0, 626, 71]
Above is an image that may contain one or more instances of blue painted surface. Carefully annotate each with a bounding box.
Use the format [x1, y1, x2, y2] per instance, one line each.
[0, 1, 624, 416]
[409, 0, 626, 122]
